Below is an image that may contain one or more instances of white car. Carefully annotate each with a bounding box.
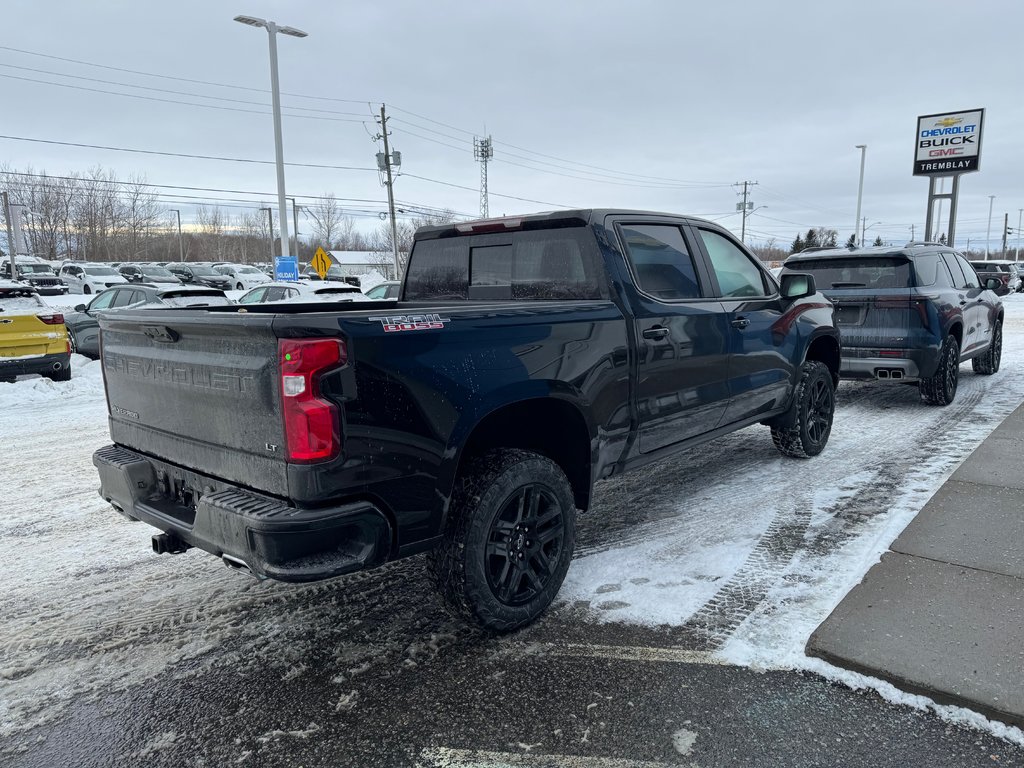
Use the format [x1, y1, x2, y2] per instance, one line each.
[236, 281, 366, 305]
[213, 263, 273, 290]
[58, 263, 129, 294]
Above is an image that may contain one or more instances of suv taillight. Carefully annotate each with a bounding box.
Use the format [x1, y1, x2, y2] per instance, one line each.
[279, 338, 347, 463]
[38, 313, 64, 325]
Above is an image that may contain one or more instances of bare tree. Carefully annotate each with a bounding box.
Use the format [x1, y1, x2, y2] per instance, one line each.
[305, 193, 344, 249]
[369, 210, 455, 277]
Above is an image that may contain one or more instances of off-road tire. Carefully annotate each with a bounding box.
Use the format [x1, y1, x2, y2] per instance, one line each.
[236, 282, 244, 290]
[770, 360, 835, 458]
[920, 335, 960, 406]
[428, 449, 576, 633]
[972, 321, 1002, 375]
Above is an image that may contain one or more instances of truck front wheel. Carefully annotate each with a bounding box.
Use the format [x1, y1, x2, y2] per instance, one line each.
[429, 449, 576, 633]
[770, 360, 835, 458]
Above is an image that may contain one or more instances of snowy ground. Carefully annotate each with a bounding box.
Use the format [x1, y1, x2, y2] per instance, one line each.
[3, 295, 1024, 753]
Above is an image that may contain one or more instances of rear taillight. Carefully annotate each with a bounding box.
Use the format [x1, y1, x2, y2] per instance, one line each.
[38, 313, 64, 325]
[1001, 274, 1010, 284]
[279, 338, 347, 463]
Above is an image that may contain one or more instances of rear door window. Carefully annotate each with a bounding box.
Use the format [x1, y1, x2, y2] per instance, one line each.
[788, 258, 911, 289]
[943, 254, 969, 288]
[953, 254, 980, 288]
[619, 224, 703, 300]
[913, 253, 955, 288]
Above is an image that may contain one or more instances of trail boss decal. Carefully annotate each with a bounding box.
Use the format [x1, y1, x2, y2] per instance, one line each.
[369, 313, 451, 332]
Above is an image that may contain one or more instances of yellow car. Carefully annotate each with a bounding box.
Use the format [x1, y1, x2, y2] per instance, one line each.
[0, 280, 72, 382]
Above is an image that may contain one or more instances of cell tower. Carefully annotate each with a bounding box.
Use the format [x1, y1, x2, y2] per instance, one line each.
[473, 136, 493, 218]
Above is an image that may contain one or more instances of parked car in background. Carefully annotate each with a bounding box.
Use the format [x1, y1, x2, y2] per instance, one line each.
[119, 263, 184, 285]
[235, 280, 365, 305]
[969, 260, 1021, 296]
[300, 265, 362, 286]
[783, 244, 1003, 405]
[167, 263, 233, 291]
[0, 258, 69, 295]
[0, 280, 71, 381]
[58, 263, 129, 294]
[363, 280, 401, 300]
[213, 263, 273, 290]
[64, 284, 232, 358]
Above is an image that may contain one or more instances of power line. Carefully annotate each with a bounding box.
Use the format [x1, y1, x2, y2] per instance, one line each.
[0, 134, 377, 172]
[0, 62, 368, 117]
[395, 173, 573, 208]
[0, 44, 372, 104]
[0, 73, 367, 123]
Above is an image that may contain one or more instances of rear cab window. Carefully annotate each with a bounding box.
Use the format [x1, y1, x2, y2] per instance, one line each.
[618, 223, 704, 300]
[405, 227, 607, 301]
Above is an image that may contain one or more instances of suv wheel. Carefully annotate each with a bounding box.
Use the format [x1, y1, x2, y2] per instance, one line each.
[920, 335, 960, 405]
[770, 360, 835, 458]
[236, 282, 244, 290]
[428, 449, 576, 633]
[972, 321, 1002, 375]
[83, 285, 91, 295]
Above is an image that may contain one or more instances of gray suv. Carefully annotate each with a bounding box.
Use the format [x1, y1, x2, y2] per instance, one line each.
[782, 243, 1003, 405]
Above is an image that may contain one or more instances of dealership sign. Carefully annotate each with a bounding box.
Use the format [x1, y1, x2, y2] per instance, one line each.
[913, 108, 984, 176]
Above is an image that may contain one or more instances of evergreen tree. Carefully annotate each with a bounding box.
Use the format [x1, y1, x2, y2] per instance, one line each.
[873, 235, 884, 247]
[790, 233, 805, 254]
[938, 233, 947, 245]
[804, 228, 820, 248]
[845, 233, 857, 248]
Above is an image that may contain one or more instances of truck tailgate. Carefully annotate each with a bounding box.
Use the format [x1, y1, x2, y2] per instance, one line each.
[99, 310, 289, 496]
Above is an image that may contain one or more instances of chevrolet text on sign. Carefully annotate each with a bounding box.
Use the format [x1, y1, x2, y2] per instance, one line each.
[913, 108, 984, 176]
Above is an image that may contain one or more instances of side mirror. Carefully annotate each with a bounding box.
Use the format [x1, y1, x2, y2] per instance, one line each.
[985, 277, 1001, 292]
[74, 303, 86, 312]
[780, 272, 816, 300]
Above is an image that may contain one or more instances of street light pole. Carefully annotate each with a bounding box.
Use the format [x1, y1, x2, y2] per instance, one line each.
[985, 195, 996, 259]
[169, 209, 184, 262]
[234, 15, 307, 264]
[854, 144, 866, 246]
[264, 207, 276, 264]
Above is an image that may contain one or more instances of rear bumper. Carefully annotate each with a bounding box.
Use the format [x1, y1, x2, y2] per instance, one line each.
[840, 347, 938, 381]
[93, 444, 393, 582]
[0, 350, 71, 378]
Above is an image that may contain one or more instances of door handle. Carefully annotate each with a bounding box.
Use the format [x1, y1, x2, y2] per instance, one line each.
[642, 326, 669, 340]
[731, 317, 750, 329]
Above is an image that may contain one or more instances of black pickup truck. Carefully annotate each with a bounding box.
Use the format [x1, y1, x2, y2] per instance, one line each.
[93, 210, 840, 631]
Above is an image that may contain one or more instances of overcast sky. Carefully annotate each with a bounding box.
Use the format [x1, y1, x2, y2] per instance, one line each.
[2, 0, 1021, 251]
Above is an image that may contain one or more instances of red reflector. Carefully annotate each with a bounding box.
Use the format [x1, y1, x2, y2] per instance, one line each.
[879, 350, 904, 357]
[279, 338, 346, 463]
[38, 313, 64, 325]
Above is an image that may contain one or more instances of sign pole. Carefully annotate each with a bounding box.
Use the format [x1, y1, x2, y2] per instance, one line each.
[947, 175, 960, 248]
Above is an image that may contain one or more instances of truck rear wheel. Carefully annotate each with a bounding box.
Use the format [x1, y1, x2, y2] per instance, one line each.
[770, 360, 834, 458]
[429, 449, 576, 633]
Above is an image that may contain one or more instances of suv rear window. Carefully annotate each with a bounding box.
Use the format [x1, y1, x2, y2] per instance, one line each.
[787, 257, 911, 289]
[405, 229, 605, 301]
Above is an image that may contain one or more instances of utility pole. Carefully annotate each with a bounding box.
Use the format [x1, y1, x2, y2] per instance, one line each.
[862, 217, 866, 247]
[288, 197, 300, 258]
[376, 104, 401, 280]
[735, 180, 758, 244]
[854, 145, 866, 246]
[2, 191, 17, 279]
[1002, 212, 1010, 257]
[1017, 209, 1022, 261]
[910, 224, 915, 242]
[474, 136, 493, 218]
[170, 209, 184, 262]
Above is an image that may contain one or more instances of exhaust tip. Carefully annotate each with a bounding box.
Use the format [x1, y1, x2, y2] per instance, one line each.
[876, 369, 890, 379]
[222, 553, 256, 577]
[52, 362, 63, 371]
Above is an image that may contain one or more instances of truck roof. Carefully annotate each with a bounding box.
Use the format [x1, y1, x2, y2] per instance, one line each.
[414, 209, 723, 240]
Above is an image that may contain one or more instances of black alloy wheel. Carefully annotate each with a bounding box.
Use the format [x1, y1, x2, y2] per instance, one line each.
[485, 483, 564, 606]
[805, 374, 834, 447]
[921, 335, 959, 405]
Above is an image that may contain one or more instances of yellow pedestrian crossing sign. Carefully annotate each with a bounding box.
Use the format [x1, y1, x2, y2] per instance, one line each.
[311, 247, 333, 279]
